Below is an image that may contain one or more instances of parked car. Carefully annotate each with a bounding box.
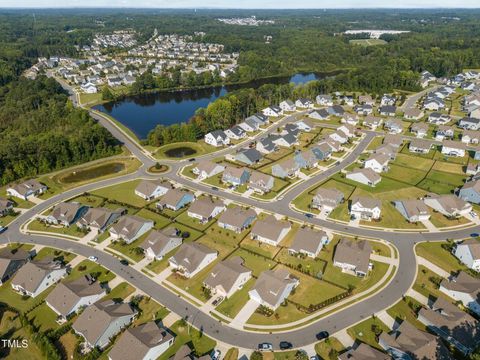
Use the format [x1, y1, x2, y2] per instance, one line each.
[258, 343, 273, 351]
[88, 256, 98, 263]
[279, 341, 293, 350]
[316, 331, 329, 340]
[119, 259, 129, 266]
[471, 233, 479, 238]
[211, 187, 219, 191]
[0, 226, 7, 234]
[212, 296, 224, 306]
[470, 211, 477, 218]
[189, 158, 196, 162]
[305, 213, 314, 218]
[211, 349, 221, 360]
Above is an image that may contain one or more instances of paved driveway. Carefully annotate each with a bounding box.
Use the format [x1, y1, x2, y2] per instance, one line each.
[231, 299, 259, 329]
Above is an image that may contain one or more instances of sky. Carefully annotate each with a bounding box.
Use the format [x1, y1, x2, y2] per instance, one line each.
[1, 0, 480, 8]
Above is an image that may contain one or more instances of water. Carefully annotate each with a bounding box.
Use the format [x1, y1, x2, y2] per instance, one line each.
[94, 72, 329, 139]
[164, 146, 197, 158]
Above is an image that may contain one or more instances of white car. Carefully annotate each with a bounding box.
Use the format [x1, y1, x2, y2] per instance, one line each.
[211, 349, 221, 360]
[88, 256, 98, 263]
[470, 211, 478, 218]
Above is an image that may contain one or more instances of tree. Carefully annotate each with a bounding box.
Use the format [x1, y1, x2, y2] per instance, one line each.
[250, 351, 263, 360]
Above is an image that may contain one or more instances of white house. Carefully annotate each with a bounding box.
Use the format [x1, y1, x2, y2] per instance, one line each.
[248, 269, 299, 309]
[441, 140, 466, 157]
[80, 82, 97, 93]
[364, 154, 390, 173]
[424, 194, 472, 218]
[439, 271, 480, 315]
[279, 100, 296, 112]
[346, 168, 381, 187]
[204, 130, 230, 147]
[350, 197, 381, 221]
[250, 216, 291, 247]
[203, 257, 252, 298]
[262, 106, 283, 117]
[454, 239, 480, 272]
[169, 242, 217, 278]
[135, 180, 170, 200]
[187, 197, 225, 224]
[192, 160, 225, 180]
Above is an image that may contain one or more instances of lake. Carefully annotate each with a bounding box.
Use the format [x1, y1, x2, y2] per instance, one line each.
[95, 72, 329, 139]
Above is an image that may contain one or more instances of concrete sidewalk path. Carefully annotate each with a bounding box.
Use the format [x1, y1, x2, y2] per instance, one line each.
[417, 257, 450, 278]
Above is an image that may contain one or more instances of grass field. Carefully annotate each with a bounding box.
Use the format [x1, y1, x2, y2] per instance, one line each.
[215, 278, 256, 318]
[386, 296, 426, 331]
[315, 337, 345, 359]
[416, 241, 469, 273]
[92, 179, 146, 207]
[34, 247, 76, 264]
[227, 248, 276, 277]
[103, 282, 135, 301]
[347, 317, 389, 350]
[68, 259, 116, 284]
[27, 220, 87, 238]
[413, 265, 448, 301]
[349, 39, 388, 46]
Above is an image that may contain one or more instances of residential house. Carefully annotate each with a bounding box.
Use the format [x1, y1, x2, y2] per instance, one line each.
[234, 148, 262, 165]
[288, 227, 329, 258]
[218, 206, 257, 233]
[311, 188, 344, 213]
[316, 94, 333, 106]
[248, 269, 299, 309]
[279, 100, 296, 112]
[394, 199, 431, 222]
[46, 276, 106, 320]
[339, 343, 390, 360]
[384, 118, 403, 134]
[168, 242, 218, 278]
[379, 105, 397, 117]
[203, 257, 252, 298]
[204, 130, 230, 147]
[187, 197, 225, 223]
[134, 180, 170, 200]
[295, 98, 313, 108]
[424, 194, 472, 218]
[308, 109, 329, 120]
[327, 105, 344, 116]
[381, 94, 396, 106]
[109, 215, 154, 244]
[221, 166, 250, 186]
[436, 125, 455, 141]
[428, 112, 451, 125]
[364, 153, 390, 173]
[363, 115, 383, 130]
[157, 189, 195, 211]
[410, 122, 429, 138]
[73, 300, 136, 350]
[6, 180, 47, 200]
[350, 197, 382, 221]
[440, 271, 480, 315]
[454, 239, 480, 272]
[311, 143, 333, 161]
[329, 130, 349, 144]
[0, 247, 31, 285]
[337, 124, 356, 138]
[272, 158, 301, 179]
[358, 95, 375, 105]
[383, 134, 404, 148]
[192, 161, 225, 180]
[342, 113, 359, 126]
[424, 97, 444, 111]
[295, 120, 312, 132]
[375, 144, 398, 160]
[11, 258, 67, 298]
[467, 162, 480, 175]
[250, 215, 291, 247]
[294, 149, 319, 169]
[346, 168, 381, 187]
[262, 105, 283, 117]
[141, 229, 183, 260]
[77, 207, 124, 233]
[462, 130, 480, 144]
[272, 133, 299, 147]
[256, 137, 278, 154]
[404, 108, 424, 120]
[459, 179, 480, 204]
[409, 139, 432, 154]
[46, 202, 88, 227]
[248, 170, 275, 194]
[354, 104, 373, 116]
[333, 239, 372, 276]
[108, 322, 174, 360]
[0, 198, 13, 217]
[441, 140, 466, 157]
[225, 125, 246, 140]
[417, 297, 480, 355]
[459, 117, 480, 131]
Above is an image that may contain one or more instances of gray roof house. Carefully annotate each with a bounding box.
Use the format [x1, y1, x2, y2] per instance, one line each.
[46, 276, 106, 319]
[234, 148, 263, 165]
[346, 168, 381, 187]
[394, 199, 431, 223]
[248, 170, 275, 194]
[289, 227, 329, 258]
[0, 198, 14, 216]
[454, 239, 480, 272]
[423, 194, 472, 218]
[141, 229, 183, 260]
[221, 166, 250, 186]
[256, 137, 277, 154]
[77, 207, 124, 233]
[218, 206, 257, 233]
[135, 180, 170, 200]
[333, 239, 372, 276]
[250, 215, 291, 247]
[459, 179, 480, 204]
[249, 269, 299, 309]
[0, 247, 31, 285]
[440, 271, 480, 316]
[6, 179, 47, 200]
[73, 300, 136, 350]
[272, 158, 300, 179]
[192, 160, 225, 180]
[203, 257, 252, 298]
[156, 189, 195, 211]
[108, 322, 174, 360]
[109, 215, 154, 244]
[311, 188, 344, 213]
[409, 138, 432, 154]
[339, 343, 390, 360]
[46, 202, 88, 227]
[187, 197, 226, 223]
[169, 242, 218, 278]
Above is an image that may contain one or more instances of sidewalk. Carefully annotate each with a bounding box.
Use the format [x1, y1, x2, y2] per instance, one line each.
[420, 219, 438, 232]
[406, 288, 429, 306]
[332, 329, 355, 348]
[371, 254, 399, 266]
[417, 257, 450, 278]
[230, 298, 258, 329]
[376, 310, 396, 329]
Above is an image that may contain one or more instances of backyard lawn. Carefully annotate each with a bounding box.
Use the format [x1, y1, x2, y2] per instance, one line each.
[34, 247, 76, 264]
[347, 317, 389, 350]
[103, 282, 135, 301]
[108, 236, 146, 263]
[68, 259, 116, 284]
[413, 265, 449, 301]
[227, 248, 276, 277]
[92, 179, 146, 207]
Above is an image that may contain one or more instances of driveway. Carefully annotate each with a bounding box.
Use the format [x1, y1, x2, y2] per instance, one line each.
[230, 299, 259, 329]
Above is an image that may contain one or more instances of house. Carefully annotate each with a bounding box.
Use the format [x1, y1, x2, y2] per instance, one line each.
[46, 276, 106, 320]
[327, 105, 344, 116]
[379, 105, 396, 117]
[310, 143, 332, 161]
[187, 197, 225, 223]
[73, 300, 136, 350]
[316, 94, 333, 106]
[454, 239, 480, 272]
[157, 189, 194, 211]
[77, 207, 124, 233]
[364, 153, 390, 173]
[409, 139, 432, 154]
[417, 297, 480, 355]
[295, 98, 313, 108]
[294, 149, 319, 169]
[363, 115, 383, 130]
[379, 321, 452, 360]
[404, 107, 424, 120]
[423, 97, 444, 111]
[423, 194, 472, 218]
[435, 125, 455, 141]
[248, 269, 299, 309]
[80, 82, 97, 93]
[346, 168, 381, 187]
[354, 104, 373, 115]
[394, 199, 431, 222]
[288, 227, 329, 258]
[441, 140, 466, 157]
[311, 188, 344, 213]
[0, 247, 31, 285]
[250, 215, 291, 247]
[262, 105, 283, 117]
[384, 118, 403, 134]
[459, 179, 480, 204]
[204, 130, 230, 147]
[109, 215, 154, 244]
[272, 133, 299, 147]
[272, 158, 300, 179]
[308, 109, 329, 120]
[222, 166, 250, 186]
[46, 202, 88, 227]
[6, 180, 47, 200]
[337, 124, 356, 138]
[381, 94, 396, 106]
[410, 122, 429, 138]
[440, 271, 480, 315]
[108, 322, 174, 360]
[467, 162, 479, 175]
[333, 239, 372, 276]
[141, 229, 182, 260]
[295, 120, 312, 132]
[383, 134, 404, 148]
[329, 130, 349, 144]
[241, 116, 261, 132]
[256, 137, 278, 154]
[342, 95, 354, 106]
[225, 125, 246, 140]
[248, 170, 275, 194]
[375, 143, 398, 160]
[169, 242, 217, 278]
[0, 198, 13, 217]
[203, 257, 252, 298]
[234, 148, 262, 165]
[323, 137, 343, 152]
[279, 100, 296, 112]
[462, 130, 480, 144]
[350, 197, 382, 221]
[192, 161, 225, 180]
[342, 113, 359, 125]
[470, 107, 480, 119]
[428, 112, 451, 125]
[358, 95, 375, 105]
[458, 117, 480, 131]
[11, 258, 67, 298]
[218, 206, 257, 233]
[339, 343, 390, 360]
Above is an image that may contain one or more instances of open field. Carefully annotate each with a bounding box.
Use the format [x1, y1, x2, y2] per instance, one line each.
[349, 39, 387, 46]
[415, 241, 469, 273]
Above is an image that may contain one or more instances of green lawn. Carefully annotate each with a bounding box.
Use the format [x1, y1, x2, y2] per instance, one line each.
[92, 179, 146, 207]
[133, 297, 170, 325]
[34, 247, 76, 264]
[415, 241, 468, 274]
[104, 282, 135, 301]
[240, 237, 282, 259]
[135, 208, 172, 229]
[27, 220, 87, 238]
[275, 248, 326, 277]
[27, 302, 60, 332]
[384, 164, 427, 185]
[347, 317, 389, 350]
[315, 337, 345, 360]
[154, 141, 218, 160]
[227, 248, 276, 277]
[349, 39, 387, 46]
[386, 296, 426, 331]
[197, 226, 247, 258]
[215, 278, 256, 318]
[68, 259, 116, 284]
[413, 265, 448, 301]
[428, 211, 470, 228]
[366, 136, 384, 151]
[70, 194, 105, 207]
[174, 209, 217, 232]
[0, 279, 55, 313]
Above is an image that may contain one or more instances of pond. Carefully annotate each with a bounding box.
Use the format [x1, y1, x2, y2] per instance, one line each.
[60, 162, 125, 183]
[94, 72, 336, 139]
[163, 146, 197, 158]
